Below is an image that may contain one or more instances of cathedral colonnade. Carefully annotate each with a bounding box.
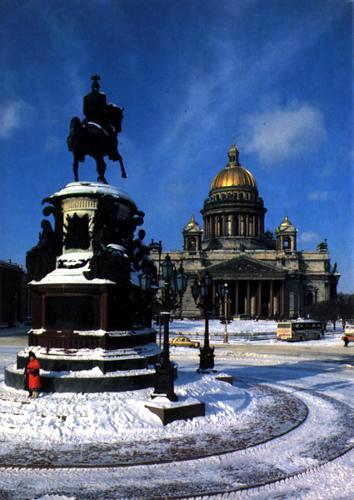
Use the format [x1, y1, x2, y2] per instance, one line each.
[204, 214, 265, 238]
[211, 279, 285, 318]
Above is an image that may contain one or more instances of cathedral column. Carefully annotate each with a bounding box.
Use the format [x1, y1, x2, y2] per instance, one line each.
[246, 281, 251, 314]
[280, 282, 285, 317]
[257, 281, 262, 316]
[235, 280, 239, 315]
[218, 216, 223, 236]
[269, 281, 274, 318]
[273, 283, 279, 316]
[227, 215, 232, 236]
[250, 289, 256, 316]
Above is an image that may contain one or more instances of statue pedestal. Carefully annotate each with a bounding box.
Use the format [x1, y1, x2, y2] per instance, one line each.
[6, 182, 161, 393]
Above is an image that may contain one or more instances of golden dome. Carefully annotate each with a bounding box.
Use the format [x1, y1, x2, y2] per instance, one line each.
[210, 145, 257, 191]
[277, 215, 295, 232]
[183, 214, 201, 232]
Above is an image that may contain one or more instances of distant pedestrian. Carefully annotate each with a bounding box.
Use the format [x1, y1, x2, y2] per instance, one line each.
[25, 351, 41, 398]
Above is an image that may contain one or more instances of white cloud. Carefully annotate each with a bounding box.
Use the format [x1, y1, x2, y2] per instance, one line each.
[300, 231, 319, 243]
[241, 104, 326, 163]
[0, 100, 26, 139]
[307, 190, 330, 201]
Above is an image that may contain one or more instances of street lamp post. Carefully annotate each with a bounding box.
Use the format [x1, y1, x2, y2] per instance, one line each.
[217, 282, 230, 344]
[140, 254, 188, 401]
[191, 271, 215, 371]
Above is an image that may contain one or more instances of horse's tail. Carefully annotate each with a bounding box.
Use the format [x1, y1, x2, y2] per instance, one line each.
[67, 117, 82, 152]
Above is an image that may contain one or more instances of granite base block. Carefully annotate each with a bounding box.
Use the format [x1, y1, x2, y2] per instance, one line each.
[145, 400, 205, 425]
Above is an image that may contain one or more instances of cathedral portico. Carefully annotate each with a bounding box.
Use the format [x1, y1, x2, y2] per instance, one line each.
[205, 256, 286, 318]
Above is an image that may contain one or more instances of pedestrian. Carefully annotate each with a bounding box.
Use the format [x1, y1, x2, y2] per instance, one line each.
[25, 351, 41, 398]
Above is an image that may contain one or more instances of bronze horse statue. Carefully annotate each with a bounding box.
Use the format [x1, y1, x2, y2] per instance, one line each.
[67, 76, 127, 184]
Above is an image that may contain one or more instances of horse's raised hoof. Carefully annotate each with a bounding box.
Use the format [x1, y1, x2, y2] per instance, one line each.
[122, 172, 127, 179]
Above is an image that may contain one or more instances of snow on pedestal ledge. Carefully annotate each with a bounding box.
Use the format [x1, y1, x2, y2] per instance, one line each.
[50, 181, 135, 204]
[18, 342, 161, 360]
[30, 263, 116, 286]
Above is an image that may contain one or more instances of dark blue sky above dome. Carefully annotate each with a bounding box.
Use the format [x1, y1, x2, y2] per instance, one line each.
[0, 0, 352, 291]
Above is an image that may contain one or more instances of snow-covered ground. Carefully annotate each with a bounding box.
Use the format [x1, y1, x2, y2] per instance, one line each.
[165, 319, 344, 345]
[0, 337, 353, 499]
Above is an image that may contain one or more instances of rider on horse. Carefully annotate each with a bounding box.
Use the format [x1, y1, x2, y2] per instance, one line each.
[82, 75, 121, 161]
[67, 75, 126, 184]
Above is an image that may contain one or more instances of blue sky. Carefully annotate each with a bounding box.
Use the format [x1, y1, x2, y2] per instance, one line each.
[0, 0, 352, 292]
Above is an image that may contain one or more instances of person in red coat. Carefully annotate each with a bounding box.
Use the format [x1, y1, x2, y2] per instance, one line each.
[25, 351, 41, 398]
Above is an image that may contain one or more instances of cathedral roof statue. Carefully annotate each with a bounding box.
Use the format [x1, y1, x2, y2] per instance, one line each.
[210, 144, 257, 191]
[183, 214, 202, 233]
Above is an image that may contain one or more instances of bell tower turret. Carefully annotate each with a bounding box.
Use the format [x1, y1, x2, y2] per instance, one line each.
[276, 215, 297, 251]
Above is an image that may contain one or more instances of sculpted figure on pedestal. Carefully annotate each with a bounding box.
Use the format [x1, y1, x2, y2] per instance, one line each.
[67, 75, 127, 184]
[26, 220, 57, 281]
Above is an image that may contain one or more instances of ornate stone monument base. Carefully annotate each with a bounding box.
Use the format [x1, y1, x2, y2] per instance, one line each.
[5, 181, 161, 393]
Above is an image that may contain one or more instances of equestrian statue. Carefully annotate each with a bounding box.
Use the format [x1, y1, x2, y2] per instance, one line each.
[67, 75, 127, 184]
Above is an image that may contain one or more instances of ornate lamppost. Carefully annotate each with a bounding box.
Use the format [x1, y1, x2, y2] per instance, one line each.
[140, 254, 188, 401]
[218, 282, 230, 343]
[191, 271, 215, 371]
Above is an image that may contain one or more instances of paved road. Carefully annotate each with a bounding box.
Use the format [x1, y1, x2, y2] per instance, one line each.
[0, 326, 27, 345]
[215, 342, 354, 363]
[1, 326, 353, 363]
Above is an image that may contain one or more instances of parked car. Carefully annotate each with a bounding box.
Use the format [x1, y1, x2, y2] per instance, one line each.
[170, 336, 200, 348]
[342, 320, 354, 346]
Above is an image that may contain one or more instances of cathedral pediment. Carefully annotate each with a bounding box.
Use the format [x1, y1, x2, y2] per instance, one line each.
[205, 256, 286, 279]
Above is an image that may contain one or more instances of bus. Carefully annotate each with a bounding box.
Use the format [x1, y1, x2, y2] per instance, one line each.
[277, 319, 324, 342]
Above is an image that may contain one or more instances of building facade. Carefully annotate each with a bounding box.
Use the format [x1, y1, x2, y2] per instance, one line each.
[156, 145, 340, 319]
[0, 260, 27, 327]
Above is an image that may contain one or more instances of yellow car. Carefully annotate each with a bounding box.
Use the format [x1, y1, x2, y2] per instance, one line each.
[170, 336, 200, 348]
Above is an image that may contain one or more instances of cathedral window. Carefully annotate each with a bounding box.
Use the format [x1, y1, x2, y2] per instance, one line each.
[188, 237, 196, 253]
[305, 291, 314, 306]
[283, 237, 291, 250]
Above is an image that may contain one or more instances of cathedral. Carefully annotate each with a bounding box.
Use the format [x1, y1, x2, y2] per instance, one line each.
[158, 145, 340, 319]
